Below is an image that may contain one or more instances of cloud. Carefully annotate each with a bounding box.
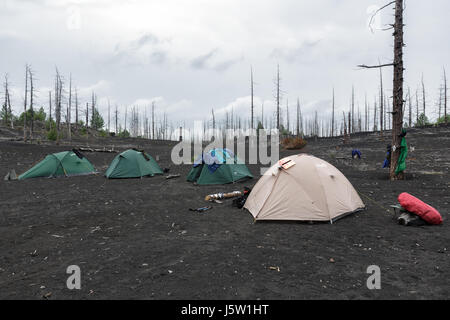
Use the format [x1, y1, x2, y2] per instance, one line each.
[270, 39, 322, 63]
[190, 49, 218, 69]
[111, 33, 170, 66]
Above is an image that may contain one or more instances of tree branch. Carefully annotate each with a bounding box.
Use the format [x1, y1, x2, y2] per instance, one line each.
[369, 1, 396, 33]
[357, 63, 395, 69]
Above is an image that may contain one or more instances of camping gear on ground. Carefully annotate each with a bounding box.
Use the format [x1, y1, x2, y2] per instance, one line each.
[205, 191, 243, 202]
[383, 145, 392, 168]
[391, 204, 427, 226]
[4, 169, 18, 181]
[398, 193, 443, 225]
[352, 149, 362, 159]
[189, 206, 212, 213]
[105, 149, 163, 179]
[165, 174, 180, 180]
[395, 129, 408, 175]
[18, 150, 96, 180]
[244, 154, 365, 222]
[232, 187, 252, 209]
[187, 148, 253, 185]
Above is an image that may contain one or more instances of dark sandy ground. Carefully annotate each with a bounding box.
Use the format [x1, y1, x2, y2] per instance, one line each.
[0, 126, 449, 300]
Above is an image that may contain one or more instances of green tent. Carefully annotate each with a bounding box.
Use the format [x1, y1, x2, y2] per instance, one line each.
[105, 149, 163, 179]
[187, 148, 253, 185]
[19, 150, 96, 180]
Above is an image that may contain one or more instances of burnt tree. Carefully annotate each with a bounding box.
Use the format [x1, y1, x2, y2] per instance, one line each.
[359, 0, 405, 180]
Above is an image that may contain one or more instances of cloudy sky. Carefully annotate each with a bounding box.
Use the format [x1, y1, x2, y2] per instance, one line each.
[1, 0, 449, 129]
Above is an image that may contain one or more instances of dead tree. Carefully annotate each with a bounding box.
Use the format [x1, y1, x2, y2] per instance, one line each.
[297, 98, 301, 137]
[408, 87, 412, 128]
[2, 74, 13, 128]
[415, 90, 419, 125]
[261, 102, 264, 128]
[342, 112, 348, 142]
[85, 103, 89, 128]
[286, 99, 290, 133]
[115, 105, 118, 134]
[364, 93, 368, 132]
[250, 67, 254, 129]
[75, 88, 79, 129]
[23, 64, 29, 141]
[444, 67, 448, 124]
[68, 74, 72, 140]
[331, 89, 335, 137]
[152, 102, 155, 138]
[379, 62, 384, 134]
[91, 92, 97, 129]
[421, 74, 426, 119]
[48, 91, 52, 128]
[124, 105, 128, 132]
[211, 108, 216, 130]
[373, 100, 378, 131]
[85, 103, 89, 140]
[29, 67, 36, 140]
[276, 64, 281, 130]
[359, 0, 405, 180]
[55, 68, 63, 136]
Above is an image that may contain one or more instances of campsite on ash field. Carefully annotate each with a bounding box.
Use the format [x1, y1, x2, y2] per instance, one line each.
[0, 126, 449, 300]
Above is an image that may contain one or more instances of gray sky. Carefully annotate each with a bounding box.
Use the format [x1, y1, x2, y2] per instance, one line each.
[1, 0, 449, 129]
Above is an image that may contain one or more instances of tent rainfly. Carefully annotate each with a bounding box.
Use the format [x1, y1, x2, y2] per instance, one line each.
[18, 150, 96, 180]
[187, 148, 253, 185]
[244, 154, 365, 223]
[105, 149, 163, 179]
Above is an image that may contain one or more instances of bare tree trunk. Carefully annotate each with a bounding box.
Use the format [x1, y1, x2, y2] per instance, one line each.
[75, 88, 78, 129]
[125, 105, 128, 133]
[416, 90, 419, 125]
[421, 74, 426, 119]
[27, 68, 36, 139]
[374, 100, 377, 131]
[444, 67, 448, 124]
[331, 89, 335, 137]
[286, 99, 290, 133]
[49, 91, 52, 129]
[379, 64, 384, 135]
[296, 98, 301, 137]
[212, 108, 216, 131]
[276, 64, 280, 130]
[68, 74, 72, 140]
[364, 94, 368, 132]
[390, 0, 405, 180]
[151, 102, 155, 139]
[250, 67, 254, 129]
[23, 64, 28, 142]
[115, 105, 118, 134]
[408, 87, 412, 128]
[85, 103, 89, 142]
[3, 74, 13, 128]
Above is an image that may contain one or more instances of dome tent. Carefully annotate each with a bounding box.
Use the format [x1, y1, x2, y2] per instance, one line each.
[244, 154, 365, 223]
[187, 148, 253, 185]
[105, 149, 163, 179]
[18, 150, 96, 180]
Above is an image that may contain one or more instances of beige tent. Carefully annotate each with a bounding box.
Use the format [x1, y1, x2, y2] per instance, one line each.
[244, 154, 365, 222]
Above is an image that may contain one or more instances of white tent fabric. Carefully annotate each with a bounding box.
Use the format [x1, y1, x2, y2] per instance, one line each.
[244, 154, 365, 222]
